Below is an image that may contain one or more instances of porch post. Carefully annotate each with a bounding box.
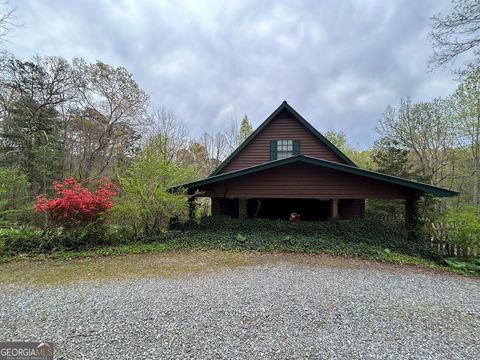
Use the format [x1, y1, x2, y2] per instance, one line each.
[188, 197, 196, 220]
[330, 199, 339, 220]
[405, 193, 420, 240]
[238, 198, 248, 219]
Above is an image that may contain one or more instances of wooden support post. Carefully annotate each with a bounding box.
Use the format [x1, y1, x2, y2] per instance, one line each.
[405, 194, 420, 240]
[330, 199, 339, 220]
[238, 198, 248, 219]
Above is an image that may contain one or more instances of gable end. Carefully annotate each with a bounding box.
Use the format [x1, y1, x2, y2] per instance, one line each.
[210, 101, 356, 176]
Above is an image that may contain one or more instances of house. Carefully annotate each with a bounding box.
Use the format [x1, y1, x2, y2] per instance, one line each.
[172, 101, 457, 224]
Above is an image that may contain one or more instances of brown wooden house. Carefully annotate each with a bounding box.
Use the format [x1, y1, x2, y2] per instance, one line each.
[172, 101, 457, 223]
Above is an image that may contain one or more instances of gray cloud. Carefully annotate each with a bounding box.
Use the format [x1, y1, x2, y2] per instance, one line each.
[10, 0, 457, 147]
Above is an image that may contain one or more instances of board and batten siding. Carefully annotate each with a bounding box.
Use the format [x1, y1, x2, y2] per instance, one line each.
[198, 163, 414, 200]
[219, 109, 347, 174]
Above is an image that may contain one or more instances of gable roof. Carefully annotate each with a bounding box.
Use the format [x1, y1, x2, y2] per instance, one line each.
[172, 155, 458, 198]
[210, 101, 356, 176]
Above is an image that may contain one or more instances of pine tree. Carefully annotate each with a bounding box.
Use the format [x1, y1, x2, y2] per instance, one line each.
[372, 139, 416, 179]
[239, 114, 253, 143]
[0, 97, 63, 192]
[369, 139, 429, 218]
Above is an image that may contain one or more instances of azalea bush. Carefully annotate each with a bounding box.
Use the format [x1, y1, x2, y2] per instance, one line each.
[35, 177, 118, 231]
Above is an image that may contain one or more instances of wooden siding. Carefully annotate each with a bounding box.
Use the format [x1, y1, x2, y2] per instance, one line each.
[338, 199, 365, 219]
[211, 198, 238, 217]
[220, 109, 347, 174]
[198, 162, 414, 200]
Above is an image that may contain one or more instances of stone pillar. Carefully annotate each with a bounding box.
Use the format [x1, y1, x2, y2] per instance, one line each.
[330, 199, 339, 220]
[238, 198, 248, 219]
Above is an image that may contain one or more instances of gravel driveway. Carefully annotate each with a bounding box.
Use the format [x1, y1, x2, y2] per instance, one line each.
[1, 255, 479, 359]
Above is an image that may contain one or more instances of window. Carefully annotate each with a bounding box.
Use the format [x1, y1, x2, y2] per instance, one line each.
[270, 140, 300, 160]
[276, 139, 293, 159]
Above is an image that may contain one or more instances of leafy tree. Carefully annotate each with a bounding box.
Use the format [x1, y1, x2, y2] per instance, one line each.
[239, 113, 253, 143]
[113, 143, 195, 236]
[0, 167, 30, 224]
[325, 130, 373, 169]
[377, 97, 456, 187]
[452, 69, 480, 205]
[325, 130, 348, 151]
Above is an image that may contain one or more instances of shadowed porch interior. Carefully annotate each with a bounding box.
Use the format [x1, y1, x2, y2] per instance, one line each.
[210, 197, 364, 221]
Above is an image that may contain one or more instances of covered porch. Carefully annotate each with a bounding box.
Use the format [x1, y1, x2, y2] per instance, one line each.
[173, 155, 457, 228]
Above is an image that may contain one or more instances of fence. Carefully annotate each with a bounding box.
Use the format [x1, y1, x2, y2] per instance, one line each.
[429, 222, 478, 258]
[367, 214, 478, 258]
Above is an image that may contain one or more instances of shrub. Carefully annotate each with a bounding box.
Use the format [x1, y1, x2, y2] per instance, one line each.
[441, 206, 480, 253]
[112, 144, 195, 236]
[2, 225, 121, 255]
[35, 177, 117, 230]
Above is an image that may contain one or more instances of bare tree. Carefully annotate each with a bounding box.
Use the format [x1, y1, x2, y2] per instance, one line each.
[198, 131, 228, 173]
[72, 59, 149, 177]
[145, 107, 189, 164]
[0, 1, 21, 47]
[377, 98, 457, 187]
[224, 118, 240, 155]
[430, 0, 480, 71]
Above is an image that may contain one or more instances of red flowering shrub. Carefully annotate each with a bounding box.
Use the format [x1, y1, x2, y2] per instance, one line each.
[35, 177, 117, 230]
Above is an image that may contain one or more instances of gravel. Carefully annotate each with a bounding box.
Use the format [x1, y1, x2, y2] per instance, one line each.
[1, 260, 479, 359]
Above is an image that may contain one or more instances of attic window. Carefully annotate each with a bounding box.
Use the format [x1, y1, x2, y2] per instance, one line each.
[270, 140, 300, 160]
[277, 140, 293, 159]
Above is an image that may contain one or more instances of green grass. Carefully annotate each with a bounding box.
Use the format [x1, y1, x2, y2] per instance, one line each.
[0, 250, 269, 285]
[0, 249, 464, 286]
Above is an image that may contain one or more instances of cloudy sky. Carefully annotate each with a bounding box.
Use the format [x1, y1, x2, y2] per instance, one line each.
[9, 0, 457, 148]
